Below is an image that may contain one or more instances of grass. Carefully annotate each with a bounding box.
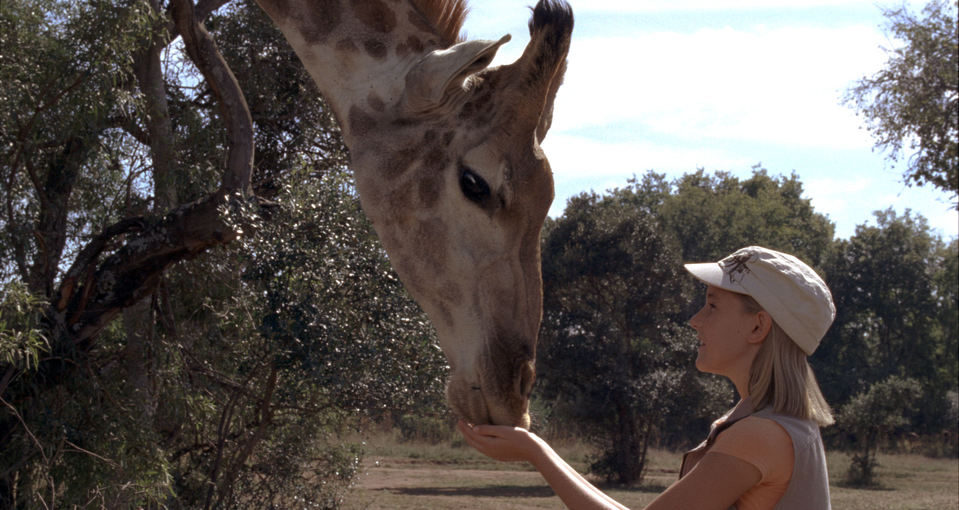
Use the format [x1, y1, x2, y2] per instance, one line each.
[343, 430, 959, 509]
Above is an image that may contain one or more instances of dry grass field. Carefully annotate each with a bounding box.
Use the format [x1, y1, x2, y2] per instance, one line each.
[341, 434, 958, 510]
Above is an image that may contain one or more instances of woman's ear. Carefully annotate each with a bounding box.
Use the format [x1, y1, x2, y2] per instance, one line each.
[748, 310, 773, 345]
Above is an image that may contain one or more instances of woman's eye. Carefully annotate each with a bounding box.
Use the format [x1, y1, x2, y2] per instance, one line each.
[459, 166, 490, 204]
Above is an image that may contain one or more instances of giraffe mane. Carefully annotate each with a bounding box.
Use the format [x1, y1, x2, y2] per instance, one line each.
[410, 0, 469, 46]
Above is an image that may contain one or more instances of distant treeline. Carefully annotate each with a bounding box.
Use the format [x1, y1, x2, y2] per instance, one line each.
[532, 169, 957, 483]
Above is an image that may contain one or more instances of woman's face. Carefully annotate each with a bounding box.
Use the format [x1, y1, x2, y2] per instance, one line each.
[688, 285, 759, 379]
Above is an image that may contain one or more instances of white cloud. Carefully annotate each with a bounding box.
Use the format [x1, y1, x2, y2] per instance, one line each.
[804, 176, 873, 230]
[547, 23, 888, 150]
[803, 177, 957, 239]
[573, 0, 925, 12]
[465, 3, 957, 240]
[541, 133, 752, 178]
[541, 133, 754, 217]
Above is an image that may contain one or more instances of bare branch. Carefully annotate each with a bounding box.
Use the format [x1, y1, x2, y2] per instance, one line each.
[46, 0, 259, 349]
[170, 0, 254, 195]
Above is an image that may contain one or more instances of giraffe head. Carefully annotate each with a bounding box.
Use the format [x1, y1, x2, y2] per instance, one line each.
[346, 0, 573, 427]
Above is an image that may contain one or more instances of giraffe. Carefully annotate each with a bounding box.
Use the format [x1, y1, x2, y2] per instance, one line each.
[252, 0, 573, 428]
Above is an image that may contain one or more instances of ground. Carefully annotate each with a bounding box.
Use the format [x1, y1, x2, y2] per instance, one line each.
[341, 439, 959, 510]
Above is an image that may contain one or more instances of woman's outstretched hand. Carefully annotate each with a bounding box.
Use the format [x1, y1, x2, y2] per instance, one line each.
[456, 420, 540, 463]
[458, 420, 631, 509]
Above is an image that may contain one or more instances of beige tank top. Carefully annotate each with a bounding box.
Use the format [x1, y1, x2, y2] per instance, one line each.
[680, 399, 831, 510]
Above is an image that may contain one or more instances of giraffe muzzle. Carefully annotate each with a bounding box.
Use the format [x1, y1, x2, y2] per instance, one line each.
[446, 354, 535, 428]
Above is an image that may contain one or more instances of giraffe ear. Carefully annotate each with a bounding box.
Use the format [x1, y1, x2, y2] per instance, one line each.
[536, 58, 566, 143]
[403, 35, 511, 113]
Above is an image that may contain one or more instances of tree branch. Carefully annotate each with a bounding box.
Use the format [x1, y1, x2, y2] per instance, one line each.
[196, 0, 232, 22]
[46, 0, 258, 350]
[170, 0, 254, 195]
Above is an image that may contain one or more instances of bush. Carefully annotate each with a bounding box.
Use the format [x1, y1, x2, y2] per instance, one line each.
[837, 376, 922, 486]
[397, 414, 454, 444]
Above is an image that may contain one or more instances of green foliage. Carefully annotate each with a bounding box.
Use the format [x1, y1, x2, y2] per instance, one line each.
[535, 166, 953, 487]
[820, 209, 957, 434]
[0, 0, 449, 506]
[0, 282, 48, 371]
[150, 167, 447, 508]
[208, 0, 348, 189]
[653, 167, 835, 266]
[0, 0, 158, 286]
[837, 376, 922, 486]
[234, 167, 447, 418]
[538, 191, 692, 484]
[844, 0, 959, 199]
[931, 240, 959, 396]
[617, 169, 836, 324]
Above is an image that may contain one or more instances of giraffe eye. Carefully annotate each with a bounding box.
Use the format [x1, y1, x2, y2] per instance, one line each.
[459, 166, 490, 204]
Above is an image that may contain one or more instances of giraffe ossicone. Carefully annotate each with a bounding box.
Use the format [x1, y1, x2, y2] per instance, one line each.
[254, 0, 573, 427]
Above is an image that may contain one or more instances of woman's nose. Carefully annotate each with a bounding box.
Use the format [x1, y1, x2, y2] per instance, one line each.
[688, 308, 703, 330]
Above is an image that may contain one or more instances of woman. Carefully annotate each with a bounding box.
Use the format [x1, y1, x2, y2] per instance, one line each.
[459, 246, 835, 509]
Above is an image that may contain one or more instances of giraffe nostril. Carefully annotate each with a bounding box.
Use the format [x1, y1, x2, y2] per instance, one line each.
[518, 360, 536, 398]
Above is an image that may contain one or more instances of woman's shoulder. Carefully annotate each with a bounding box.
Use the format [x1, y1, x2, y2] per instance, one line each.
[752, 408, 825, 446]
[722, 416, 792, 453]
[712, 416, 794, 483]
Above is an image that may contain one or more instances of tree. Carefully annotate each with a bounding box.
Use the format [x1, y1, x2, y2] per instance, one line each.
[837, 376, 922, 486]
[820, 209, 957, 436]
[0, 0, 449, 506]
[653, 168, 835, 266]
[155, 166, 445, 509]
[844, 0, 959, 201]
[535, 168, 839, 482]
[931, 239, 958, 396]
[630, 168, 835, 323]
[537, 192, 693, 484]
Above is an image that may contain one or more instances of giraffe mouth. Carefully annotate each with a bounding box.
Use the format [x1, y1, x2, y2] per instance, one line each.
[448, 377, 493, 426]
[446, 362, 533, 428]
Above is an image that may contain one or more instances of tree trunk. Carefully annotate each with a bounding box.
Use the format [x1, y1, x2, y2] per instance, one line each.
[120, 0, 183, 441]
[45, 0, 256, 353]
[27, 136, 90, 298]
[613, 400, 644, 485]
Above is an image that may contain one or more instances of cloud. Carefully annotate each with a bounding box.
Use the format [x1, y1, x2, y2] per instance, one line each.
[541, 133, 755, 217]
[803, 176, 873, 229]
[542, 133, 752, 178]
[572, 0, 927, 12]
[803, 177, 957, 238]
[464, 3, 957, 239]
[548, 23, 889, 150]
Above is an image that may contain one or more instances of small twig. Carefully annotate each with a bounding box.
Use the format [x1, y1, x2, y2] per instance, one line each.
[64, 439, 118, 468]
[0, 394, 48, 464]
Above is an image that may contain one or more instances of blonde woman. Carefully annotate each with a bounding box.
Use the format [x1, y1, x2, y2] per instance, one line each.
[459, 246, 835, 509]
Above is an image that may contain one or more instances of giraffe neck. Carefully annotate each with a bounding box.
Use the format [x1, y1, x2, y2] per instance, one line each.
[254, 0, 459, 145]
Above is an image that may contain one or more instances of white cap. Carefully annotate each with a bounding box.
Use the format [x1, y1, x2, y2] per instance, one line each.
[684, 246, 835, 355]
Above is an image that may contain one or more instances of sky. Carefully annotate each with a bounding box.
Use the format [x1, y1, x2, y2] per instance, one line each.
[459, 0, 957, 240]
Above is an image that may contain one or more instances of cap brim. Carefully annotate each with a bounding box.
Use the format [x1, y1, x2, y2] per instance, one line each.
[684, 262, 726, 288]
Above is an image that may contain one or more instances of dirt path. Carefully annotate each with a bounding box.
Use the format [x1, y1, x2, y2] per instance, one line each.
[343, 457, 562, 509]
[342, 457, 665, 509]
[342, 449, 959, 510]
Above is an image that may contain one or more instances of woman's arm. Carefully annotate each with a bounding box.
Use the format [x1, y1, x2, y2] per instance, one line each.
[457, 421, 628, 510]
[458, 422, 765, 510]
[645, 451, 761, 510]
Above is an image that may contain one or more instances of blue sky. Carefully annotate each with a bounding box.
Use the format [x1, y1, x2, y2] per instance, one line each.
[461, 0, 958, 240]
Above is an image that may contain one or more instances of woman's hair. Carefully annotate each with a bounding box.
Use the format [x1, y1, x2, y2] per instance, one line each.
[739, 294, 834, 427]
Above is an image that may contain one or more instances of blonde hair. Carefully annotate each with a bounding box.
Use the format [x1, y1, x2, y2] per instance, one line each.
[739, 295, 834, 427]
